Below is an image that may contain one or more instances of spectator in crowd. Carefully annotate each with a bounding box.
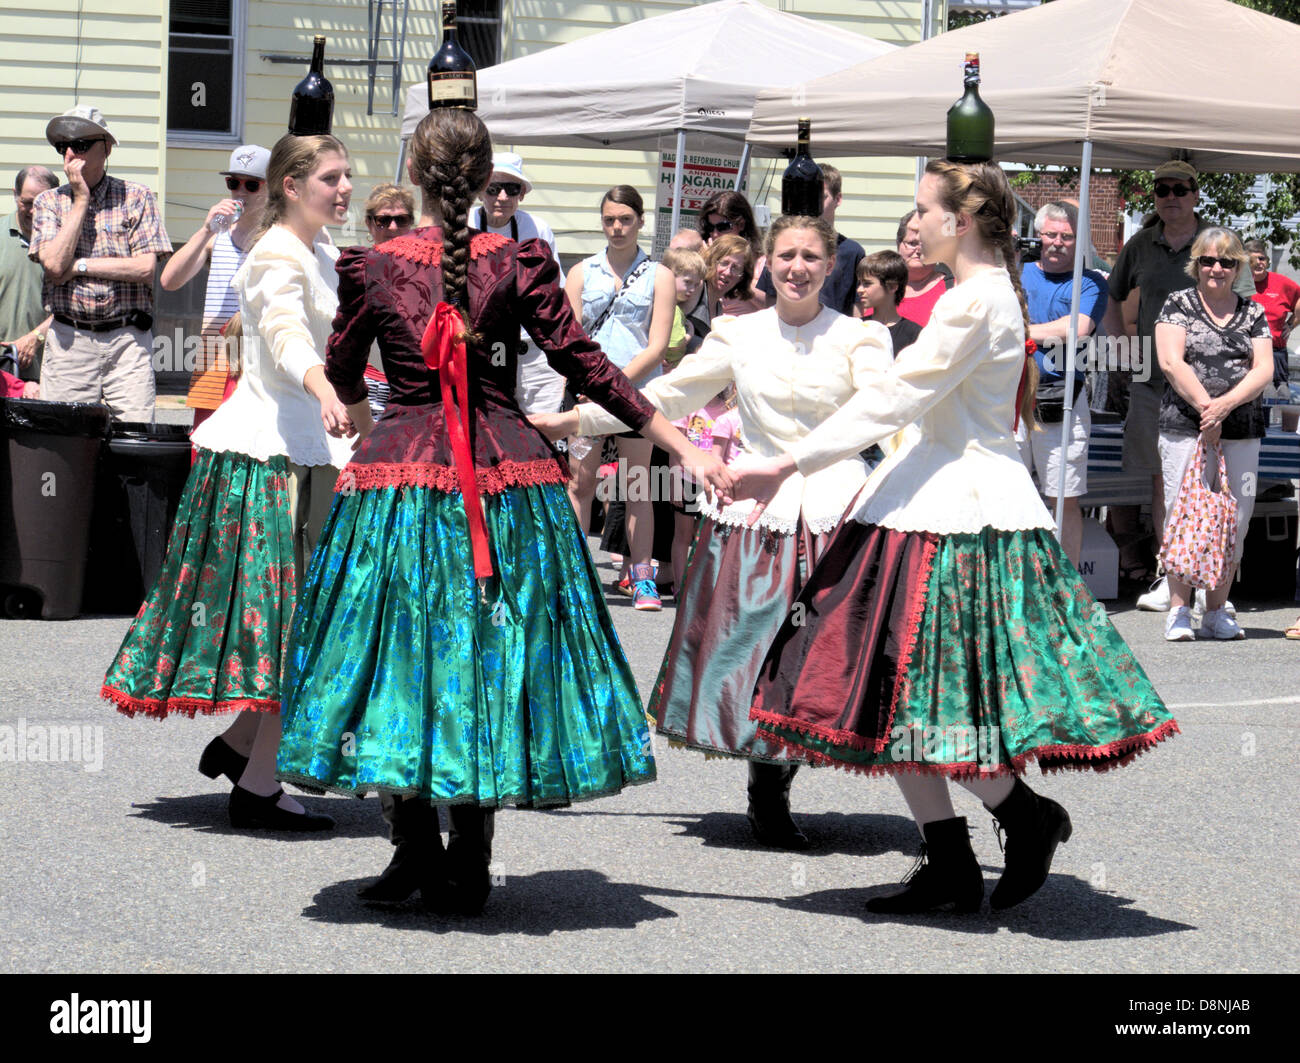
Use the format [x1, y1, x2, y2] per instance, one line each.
[1155, 228, 1271, 642]
[703, 234, 756, 318]
[160, 145, 269, 432]
[1245, 238, 1300, 431]
[756, 163, 864, 316]
[698, 190, 767, 310]
[1109, 160, 1254, 595]
[661, 245, 708, 363]
[895, 208, 953, 326]
[358, 182, 416, 417]
[856, 250, 921, 356]
[29, 105, 172, 421]
[471, 152, 563, 416]
[564, 185, 676, 611]
[1, 165, 57, 388]
[669, 227, 705, 254]
[1017, 201, 1109, 566]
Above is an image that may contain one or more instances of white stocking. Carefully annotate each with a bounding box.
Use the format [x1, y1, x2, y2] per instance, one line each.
[955, 774, 1015, 810]
[894, 774, 956, 836]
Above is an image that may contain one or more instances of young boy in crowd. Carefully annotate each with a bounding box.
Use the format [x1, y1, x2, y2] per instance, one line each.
[857, 250, 922, 356]
[661, 246, 710, 367]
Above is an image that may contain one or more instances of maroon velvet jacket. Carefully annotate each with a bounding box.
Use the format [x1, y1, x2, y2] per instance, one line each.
[325, 226, 653, 493]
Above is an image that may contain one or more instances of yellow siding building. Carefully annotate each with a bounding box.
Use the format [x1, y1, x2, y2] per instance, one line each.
[1, 0, 945, 284]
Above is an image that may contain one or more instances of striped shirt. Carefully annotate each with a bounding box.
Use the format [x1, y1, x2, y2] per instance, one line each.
[28, 174, 172, 320]
[187, 229, 248, 409]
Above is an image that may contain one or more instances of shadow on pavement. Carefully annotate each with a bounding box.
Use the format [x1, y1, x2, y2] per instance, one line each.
[127, 791, 386, 839]
[777, 870, 1195, 941]
[300, 868, 767, 936]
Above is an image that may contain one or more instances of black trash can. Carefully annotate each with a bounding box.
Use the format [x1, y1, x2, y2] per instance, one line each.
[0, 398, 113, 619]
[84, 422, 194, 615]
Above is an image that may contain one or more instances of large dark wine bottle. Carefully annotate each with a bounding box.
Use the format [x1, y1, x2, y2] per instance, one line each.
[428, 1, 477, 110]
[288, 36, 334, 135]
[946, 52, 994, 162]
[781, 117, 823, 218]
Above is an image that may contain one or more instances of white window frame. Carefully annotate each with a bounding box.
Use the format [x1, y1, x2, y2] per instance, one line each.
[167, 0, 247, 148]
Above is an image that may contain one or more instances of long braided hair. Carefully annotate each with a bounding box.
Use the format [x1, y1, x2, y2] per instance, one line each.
[925, 159, 1039, 430]
[409, 109, 494, 329]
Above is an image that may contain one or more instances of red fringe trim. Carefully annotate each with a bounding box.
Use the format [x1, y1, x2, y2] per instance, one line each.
[376, 234, 442, 267]
[747, 533, 940, 755]
[754, 717, 1181, 780]
[470, 231, 510, 259]
[335, 458, 568, 495]
[100, 684, 281, 720]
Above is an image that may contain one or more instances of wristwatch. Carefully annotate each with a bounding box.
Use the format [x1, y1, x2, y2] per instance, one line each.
[75, 258, 88, 274]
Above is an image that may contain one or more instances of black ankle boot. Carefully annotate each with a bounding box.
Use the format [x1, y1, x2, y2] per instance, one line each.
[865, 817, 984, 914]
[986, 778, 1072, 911]
[358, 795, 446, 903]
[746, 761, 808, 850]
[228, 785, 334, 831]
[444, 805, 496, 916]
[199, 736, 248, 785]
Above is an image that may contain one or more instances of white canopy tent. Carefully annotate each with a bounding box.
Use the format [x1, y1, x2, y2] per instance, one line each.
[399, 0, 895, 233]
[747, 0, 1300, 527]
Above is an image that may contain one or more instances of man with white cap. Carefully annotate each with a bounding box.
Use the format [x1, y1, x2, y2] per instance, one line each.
[29, 104, 171, 421]
[160, 144, 270, 431]
[471, 152, 563, 415]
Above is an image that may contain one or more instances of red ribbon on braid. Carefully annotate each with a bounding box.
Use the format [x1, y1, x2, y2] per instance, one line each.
[1013, 338, 1038, 432]
[421, 302, 493, 579]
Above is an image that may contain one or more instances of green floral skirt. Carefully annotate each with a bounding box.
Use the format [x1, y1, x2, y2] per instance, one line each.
[101, 449, 296, 718]
[275, 481, 656, 808]
[751, 525, 1178, 777]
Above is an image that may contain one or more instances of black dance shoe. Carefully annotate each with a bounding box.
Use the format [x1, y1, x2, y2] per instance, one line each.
[865, 817, 984, 914]
[746, 762, 809, 850]
[360, 796, 448, 904]
[198, 736, 248, 785]
[443, 805, 496, 916]
[228, 785, 334, 832]
[986, 778, 1072, 911]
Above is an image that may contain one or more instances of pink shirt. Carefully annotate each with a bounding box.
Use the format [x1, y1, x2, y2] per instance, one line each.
[1253, 271, 1300, 349]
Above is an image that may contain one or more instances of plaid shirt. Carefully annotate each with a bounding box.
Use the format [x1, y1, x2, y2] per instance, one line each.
[28, 174, 172, 321]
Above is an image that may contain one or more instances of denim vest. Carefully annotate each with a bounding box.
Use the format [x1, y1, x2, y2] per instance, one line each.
[579, 248, 661, 382]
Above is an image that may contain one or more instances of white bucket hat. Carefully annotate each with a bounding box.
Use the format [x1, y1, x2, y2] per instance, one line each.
[46, 104, 118, 147]
[220, 145, 271, 180]
[490, 152, 532, 194]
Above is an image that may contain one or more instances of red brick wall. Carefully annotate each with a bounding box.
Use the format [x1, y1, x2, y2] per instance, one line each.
[1009, 171, 1126, 265]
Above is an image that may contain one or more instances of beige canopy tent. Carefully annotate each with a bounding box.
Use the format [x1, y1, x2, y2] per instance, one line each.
[747, 0, 1300, 527]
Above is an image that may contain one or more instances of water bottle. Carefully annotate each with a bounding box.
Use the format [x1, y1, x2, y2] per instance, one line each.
[210, 201, 243, 233]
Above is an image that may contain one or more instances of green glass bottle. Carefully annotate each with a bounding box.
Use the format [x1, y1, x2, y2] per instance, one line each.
[946, 52, 994, 163]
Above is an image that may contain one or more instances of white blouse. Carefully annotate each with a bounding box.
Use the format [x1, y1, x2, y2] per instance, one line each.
[577, 306, 890, 535]
[790, 268, 1054, 534]
[190, 224, 354, 468]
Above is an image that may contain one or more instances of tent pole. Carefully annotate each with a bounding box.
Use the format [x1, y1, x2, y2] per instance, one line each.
[735, 142, 751, 192]
[671, 129, 687, 237]
[1056, 139, 1093, 533]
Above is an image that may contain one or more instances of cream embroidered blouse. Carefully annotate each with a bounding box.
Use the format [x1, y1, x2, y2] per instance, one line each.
[790, 267, 1054, 534]
[577, 306, 891, 535]
[191, 224, 354, 468]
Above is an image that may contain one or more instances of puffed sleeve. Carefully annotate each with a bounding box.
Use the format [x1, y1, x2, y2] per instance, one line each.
[512, 238, 653, 431]
[576, 316, 739, 436]
[324, 245, 374, 406]
[238, 245, 325, 388]
[789, 290, 991, 476]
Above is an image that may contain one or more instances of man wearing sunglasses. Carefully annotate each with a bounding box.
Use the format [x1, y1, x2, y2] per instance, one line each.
[29, 105, 172, 421]
[159, 145, 270, 430]
[1107, 159, 1254, 601]
[471, 152, 563, 416]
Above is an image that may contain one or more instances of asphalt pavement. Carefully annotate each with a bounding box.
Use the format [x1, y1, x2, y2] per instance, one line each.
[2, 530, 1297, 974]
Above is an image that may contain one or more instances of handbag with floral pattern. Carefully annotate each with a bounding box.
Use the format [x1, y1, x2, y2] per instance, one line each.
[1159, 436, 1237, 590]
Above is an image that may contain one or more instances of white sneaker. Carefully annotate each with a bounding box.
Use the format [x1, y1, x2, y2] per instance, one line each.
[1199, 607, 1245, 640]
[1191, 590, 1235, 623]
[1137, 577, 1170, 611]
[1164, 606, 1195, 642]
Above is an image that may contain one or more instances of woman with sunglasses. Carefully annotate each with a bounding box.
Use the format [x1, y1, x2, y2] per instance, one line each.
[102, 133, 357, 831]
[160, 147, 269, 433]
[359, 184, 416, 417]
[698, 190, 768, 313]
[1155, 229, 1272, 642]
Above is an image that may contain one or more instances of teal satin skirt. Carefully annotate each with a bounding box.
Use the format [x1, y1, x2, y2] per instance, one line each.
[276, 481, 655, 807]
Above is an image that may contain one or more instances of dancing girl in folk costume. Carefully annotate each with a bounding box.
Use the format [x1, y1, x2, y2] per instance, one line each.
[737, 160, 1178, 913]
[273, 109, 732, 915]
[537, 216, 890, 850]
[101, 134, 357, 831]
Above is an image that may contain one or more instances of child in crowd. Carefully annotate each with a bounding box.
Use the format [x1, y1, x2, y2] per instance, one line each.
[662, 246, 710, 367]
[857, 250, 922, 356]
[669, 384, 737, 598]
